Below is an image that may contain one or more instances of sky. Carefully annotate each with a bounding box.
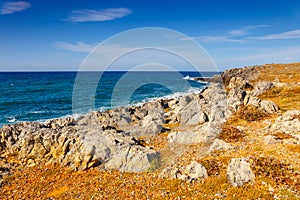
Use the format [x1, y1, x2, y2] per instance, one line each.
[0, 0, 300, 71]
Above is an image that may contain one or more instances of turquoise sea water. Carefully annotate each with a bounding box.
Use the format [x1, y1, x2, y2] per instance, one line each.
[0, 71, 219, 127]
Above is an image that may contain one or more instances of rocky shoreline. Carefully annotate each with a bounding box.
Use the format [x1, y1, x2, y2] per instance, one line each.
[1, 64, 300, 193]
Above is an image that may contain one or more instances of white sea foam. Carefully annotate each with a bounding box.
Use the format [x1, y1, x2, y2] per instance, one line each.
[30, 110, 47, 114]
[7, 117, 16, 123]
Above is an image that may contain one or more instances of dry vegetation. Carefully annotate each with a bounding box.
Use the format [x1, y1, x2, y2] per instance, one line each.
[257, 62, 300, 83]
[1, 62, 300, 199]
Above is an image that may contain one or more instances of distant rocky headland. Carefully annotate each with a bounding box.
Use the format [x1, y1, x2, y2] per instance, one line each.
[1, 63, 300, 199]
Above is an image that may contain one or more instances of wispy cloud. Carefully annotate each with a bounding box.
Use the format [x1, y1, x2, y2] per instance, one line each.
[1, 1, 31, 15]
[55, 41, 95, 52]
[186, 35, 243, 43]
[229, 25, 270, 36]
[184, 24, 270, 43]
[252, 29, 300, 40]
[66, 8, 132, 22]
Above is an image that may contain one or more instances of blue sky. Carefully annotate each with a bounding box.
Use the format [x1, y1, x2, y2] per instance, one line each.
[0, 0, 300, 71]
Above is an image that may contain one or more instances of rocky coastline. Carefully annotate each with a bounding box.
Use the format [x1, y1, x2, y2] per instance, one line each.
[1, 63, 300, 198]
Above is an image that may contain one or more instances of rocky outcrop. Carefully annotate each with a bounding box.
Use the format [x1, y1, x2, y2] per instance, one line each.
[226, 76, 279, 114]
[0, 121, 160, 172]
[166, 84, 230, 145]
[221, 66, 259, 86]
[227, 158, 255, 187]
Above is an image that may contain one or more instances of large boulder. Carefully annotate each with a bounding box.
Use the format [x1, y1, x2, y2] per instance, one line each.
[227, 158, 255, 187]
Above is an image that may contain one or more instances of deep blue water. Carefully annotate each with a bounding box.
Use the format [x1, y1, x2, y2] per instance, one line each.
[0, 71, 219, 127]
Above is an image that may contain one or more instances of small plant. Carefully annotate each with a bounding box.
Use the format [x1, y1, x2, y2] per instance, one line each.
[272, 132, 293, 140]
[252, 156, 300, 192]
[236, 105, 268, 122]
[200, 159, 225, 176]
[146, 158, 162, 173]
[219, 124, 245, 142]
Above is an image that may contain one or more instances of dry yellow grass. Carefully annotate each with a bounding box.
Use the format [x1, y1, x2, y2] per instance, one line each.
[257, 62, 300, 83]
[259, 85, 300, 111]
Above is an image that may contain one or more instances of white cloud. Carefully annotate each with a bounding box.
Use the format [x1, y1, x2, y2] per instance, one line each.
[253, 29, 300, 40]
[1, 1, 31, 15]
[55, 41, 95, 52]
[66, 8, 132, 22]
[184, 24, 270, 43]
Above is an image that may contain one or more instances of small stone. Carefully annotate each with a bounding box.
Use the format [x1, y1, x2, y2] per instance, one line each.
[227, 158, 255, 187]
[208, 139, 234, 153]
[183, 161, 208, 180]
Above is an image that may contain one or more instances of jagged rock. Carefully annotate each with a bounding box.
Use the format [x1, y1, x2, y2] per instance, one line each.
[167, 122, 221, 144]
[105, 145, 159, 172]
[141, 106, 164, 135]
[245, 96, 261, 107]
[208, 139, 234, 153]
[185, 112, 208, 125]
[178, 95, 193, 108]
[228, 88, 247, 101]
[227, 158, 255, 187]
[169, 84, 229, 126]
[260, 100, 279, 114]
[179, 100, 208, 125]
[159, 162, 207, 181]
[243, 95, 279, 114]
[0, 119, 160, 172]
[110, 108, 132, 126]
[45, 117, 74, 129]
[71, 127, 160, 172]
[251, 81, 274, 96]
[221, 66, 258, 86]
[159, 166, 180, 179]
[270, 110, 300, 134]
[226, 77, 249, 112]
[228, 77, 252, 90]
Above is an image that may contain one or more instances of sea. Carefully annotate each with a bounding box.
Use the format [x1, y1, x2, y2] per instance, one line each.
[0, 71, 219, 127]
